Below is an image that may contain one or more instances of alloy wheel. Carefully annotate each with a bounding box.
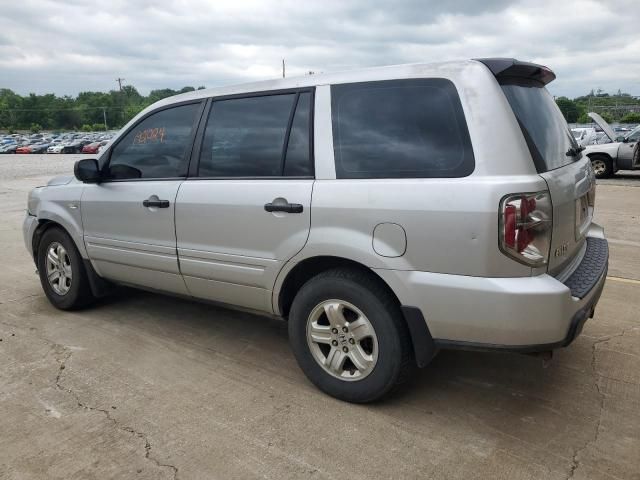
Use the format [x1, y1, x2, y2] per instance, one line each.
[306, 299, 378, 381]
[45, 242, 72, 295]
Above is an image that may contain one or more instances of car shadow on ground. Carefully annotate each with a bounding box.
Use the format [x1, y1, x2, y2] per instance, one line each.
[90, 287, 566, 410]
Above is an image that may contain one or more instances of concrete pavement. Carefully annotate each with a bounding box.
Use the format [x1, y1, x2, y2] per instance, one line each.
[1, 155, 639, 479]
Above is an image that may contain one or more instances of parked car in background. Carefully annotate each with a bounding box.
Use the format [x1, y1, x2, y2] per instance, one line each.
[81, 141, 105, 154]
[30, 143, 50, 154]
[1, 131, 117, 154]
[15, 145, 33, 154]
[47, 144, 65, 154]
[0, 143, 18, 154]
[571, 127, 597, 146]
[23, 58, 608, 403]
[583, 112, 640, 178]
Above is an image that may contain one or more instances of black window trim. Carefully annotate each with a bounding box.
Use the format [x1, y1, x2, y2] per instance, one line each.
[188, 87, 315, 180]
[99, 98, 207, 183]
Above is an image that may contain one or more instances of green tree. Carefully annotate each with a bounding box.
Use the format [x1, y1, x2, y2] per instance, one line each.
[577, 113, 591, 124]
[599, 112, 614, 123]
[620, 112, 640, 123]
[555, 97, 581, 123]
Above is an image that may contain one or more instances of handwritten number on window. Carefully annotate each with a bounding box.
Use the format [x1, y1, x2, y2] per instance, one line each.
[133, 127, 166, 145]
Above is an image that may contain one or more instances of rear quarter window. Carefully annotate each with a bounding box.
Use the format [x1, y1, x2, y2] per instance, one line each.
[331, 78, 474, 179]
[500, 82, 579, 173]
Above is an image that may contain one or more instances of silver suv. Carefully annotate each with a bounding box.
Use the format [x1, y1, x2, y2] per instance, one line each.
[23, 58, 608, 402]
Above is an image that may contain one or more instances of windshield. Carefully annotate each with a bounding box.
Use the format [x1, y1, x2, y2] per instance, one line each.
[625, 125, 640, 141]
[501, 82, 580, 173]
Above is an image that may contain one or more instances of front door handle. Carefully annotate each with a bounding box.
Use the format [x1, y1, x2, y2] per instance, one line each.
[264, 202, 303, 213]
[143, 198, 170, 208]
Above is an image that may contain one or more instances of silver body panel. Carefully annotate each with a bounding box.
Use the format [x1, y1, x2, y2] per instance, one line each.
[81, 181, 188, 295]
[23, 59, 607, 348]
[175, 180, 313, 311]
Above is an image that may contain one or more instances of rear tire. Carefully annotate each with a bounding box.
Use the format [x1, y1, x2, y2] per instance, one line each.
[288, 268, 413, 403]
[590, 155, 613, 179]
[37, 227, 95, 310]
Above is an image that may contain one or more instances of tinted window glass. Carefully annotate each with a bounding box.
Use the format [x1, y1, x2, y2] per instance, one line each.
[627, 126, 640, 141]
[199, 94, 295, 177]
[501, 83, 579, 172]
[331, 79, 474, 179]
[284, 92, 312, 176]
[107, 103, 200, 179]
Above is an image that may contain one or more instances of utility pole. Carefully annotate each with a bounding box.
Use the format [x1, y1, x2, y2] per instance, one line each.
[282, 59, 285, 78]
[116, 78, 125, 92]
[102, 107, 108, 131]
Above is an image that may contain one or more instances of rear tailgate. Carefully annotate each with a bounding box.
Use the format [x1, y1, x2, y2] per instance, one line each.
[492, 66, 594, 273]
[539, 158, 595, 273]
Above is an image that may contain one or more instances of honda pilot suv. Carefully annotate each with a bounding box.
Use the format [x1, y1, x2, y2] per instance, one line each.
[24, 58, 608, 402]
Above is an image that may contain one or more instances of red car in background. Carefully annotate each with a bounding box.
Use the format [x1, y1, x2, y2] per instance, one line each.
[81, 140, 108, 154]
[81, 142, 101, 154]
[16, 145, 32, 154]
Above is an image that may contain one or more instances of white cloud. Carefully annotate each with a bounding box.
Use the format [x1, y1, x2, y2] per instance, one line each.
[0, 0, 638, 97]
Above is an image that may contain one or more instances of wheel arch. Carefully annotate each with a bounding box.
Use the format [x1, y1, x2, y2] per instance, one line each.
[586, 152, 615, 177]
[275, 256, 398, 318]
[274, 255, 436, 368]
[32, 219, 112, 298]
[32, 219, 76, 262]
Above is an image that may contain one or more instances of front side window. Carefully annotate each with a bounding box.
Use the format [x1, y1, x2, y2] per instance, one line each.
[106, 102, 201, 179]
[198, 91, 313, 177]
[331, 78, 474, 179]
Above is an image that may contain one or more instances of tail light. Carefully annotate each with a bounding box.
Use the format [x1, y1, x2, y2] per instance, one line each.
[499, 191, 552, 267]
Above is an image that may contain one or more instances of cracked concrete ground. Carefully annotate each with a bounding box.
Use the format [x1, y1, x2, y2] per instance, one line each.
[1, 156, 639, 480]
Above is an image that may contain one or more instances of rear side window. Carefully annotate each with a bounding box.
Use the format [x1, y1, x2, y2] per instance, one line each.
[501, 82, 579, 172]
[331, 79, 474, 179]
[107, 103, 200, 179]
[198, 91, 313, 177]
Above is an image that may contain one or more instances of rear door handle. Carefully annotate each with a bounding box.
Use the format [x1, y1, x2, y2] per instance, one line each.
[143, 198, 170, 208]
[264, 202, 303, 213]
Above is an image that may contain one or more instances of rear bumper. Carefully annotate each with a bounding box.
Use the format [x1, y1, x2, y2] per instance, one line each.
[376, 232, 608, 352]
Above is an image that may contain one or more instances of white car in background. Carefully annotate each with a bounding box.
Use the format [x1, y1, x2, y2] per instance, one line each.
[583, 112, 640, 178]
[571, 127, 597, 146]
[47, 144, 65, 154]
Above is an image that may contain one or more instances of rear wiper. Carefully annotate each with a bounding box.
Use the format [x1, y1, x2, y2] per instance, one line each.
[566, 145, 585, 157]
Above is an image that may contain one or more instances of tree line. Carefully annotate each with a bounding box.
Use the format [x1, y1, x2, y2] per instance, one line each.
[0, 85, 205, 132]
[555, 89, 640, 124]
[1, 84, 639, 132]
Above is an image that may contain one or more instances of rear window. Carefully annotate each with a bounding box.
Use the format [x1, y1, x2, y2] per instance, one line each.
[331, 79, 474, 179]
[501, 82, 580, 172]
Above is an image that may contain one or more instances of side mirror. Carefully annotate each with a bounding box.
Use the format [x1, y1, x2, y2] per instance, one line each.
[616, 136, 627, 143]
[74, 158, 101, 183]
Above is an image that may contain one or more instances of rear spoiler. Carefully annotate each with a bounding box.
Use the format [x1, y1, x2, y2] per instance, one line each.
[474, 58, 556, 85]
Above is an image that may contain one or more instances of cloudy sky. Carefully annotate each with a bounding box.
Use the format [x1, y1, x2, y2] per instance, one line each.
[0, 0, 638, 98]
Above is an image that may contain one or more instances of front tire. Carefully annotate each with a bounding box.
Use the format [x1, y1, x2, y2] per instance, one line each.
[37, 227, 95, 310]
[288, 268, 413, 403]
[590, 155, 613, 179]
